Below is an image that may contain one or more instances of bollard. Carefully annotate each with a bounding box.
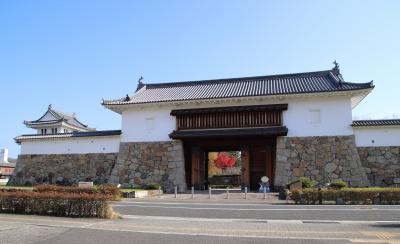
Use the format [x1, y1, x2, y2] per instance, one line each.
[226, 187, 229, 199]
[191, 186, 194, 199]
[263, 187, 266, 200]
[158, 186, 162, 197]
[209, 187, 212, 199]
[244, 186, 247, 199]
[174, 186, 178, 198]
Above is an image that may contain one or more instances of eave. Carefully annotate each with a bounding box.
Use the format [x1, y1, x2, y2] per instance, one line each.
[103, 88, 374, 114]
[15, 130, 121, 144]
[169, 126, 288, 139]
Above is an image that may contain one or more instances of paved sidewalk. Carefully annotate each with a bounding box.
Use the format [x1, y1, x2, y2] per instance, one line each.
[0, 213, 399, 243]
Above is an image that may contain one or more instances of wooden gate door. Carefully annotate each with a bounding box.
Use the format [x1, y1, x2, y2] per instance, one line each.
[250, 144, 273, 190]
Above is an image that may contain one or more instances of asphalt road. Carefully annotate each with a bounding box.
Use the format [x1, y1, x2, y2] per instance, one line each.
[113, 199, 400, 221]
[0, 199, 399, 244]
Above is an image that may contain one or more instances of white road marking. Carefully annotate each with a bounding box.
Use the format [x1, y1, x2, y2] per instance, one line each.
[113, 204, 400, 211]
[121, 214, 400, 225]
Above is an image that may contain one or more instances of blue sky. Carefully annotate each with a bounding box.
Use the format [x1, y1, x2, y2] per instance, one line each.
[1, 1, 399, 157]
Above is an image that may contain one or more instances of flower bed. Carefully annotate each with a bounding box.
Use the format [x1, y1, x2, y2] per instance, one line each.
[0, 191, 116, 218]
[289, 188, 400, 205]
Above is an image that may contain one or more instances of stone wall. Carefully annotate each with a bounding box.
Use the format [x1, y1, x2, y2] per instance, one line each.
[109, 141, 186, 192]
[275, 135, 370, 187]
[8, 153, 118, 186]
[358, 147, 400, 186]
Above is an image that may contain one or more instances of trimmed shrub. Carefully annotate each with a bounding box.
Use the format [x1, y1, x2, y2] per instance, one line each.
[329, 180, 348, 189]
[34, 184, 121, 200]
[289, 188, 400, 205]
[0, 191, 116, 218]
[143, 183, 161, 190]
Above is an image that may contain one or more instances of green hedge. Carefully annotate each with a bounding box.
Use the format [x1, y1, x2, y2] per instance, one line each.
[34, 184, 121, 200]
[0, 191, 115, 218]
[290, 188, 400, 205]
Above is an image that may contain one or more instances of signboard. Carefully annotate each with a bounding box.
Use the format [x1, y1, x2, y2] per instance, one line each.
[393, 178, 400, 184]
[290, 181, 303, 191]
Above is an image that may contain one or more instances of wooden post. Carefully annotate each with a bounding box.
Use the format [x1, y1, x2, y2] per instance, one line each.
[191, 147, 201, 187]
[241, 146, 250, 187]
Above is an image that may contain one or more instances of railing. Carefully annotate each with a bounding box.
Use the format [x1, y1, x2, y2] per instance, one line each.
[176, 110, 282, 130]
[171, 104, 287, 131]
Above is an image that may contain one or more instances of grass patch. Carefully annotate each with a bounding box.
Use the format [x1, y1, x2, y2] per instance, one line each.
[121, 188, 145, 193]
[0, 185, 34, 191]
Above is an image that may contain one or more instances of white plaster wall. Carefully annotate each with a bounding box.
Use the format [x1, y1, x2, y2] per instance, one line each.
[121, 95, 354, 142]
[35, 126, 67, 134]
[354, 127, 400, 147]
[121, 107, 175, 142]
[20, 136, 121, 155]
[283, 97, 353, 137]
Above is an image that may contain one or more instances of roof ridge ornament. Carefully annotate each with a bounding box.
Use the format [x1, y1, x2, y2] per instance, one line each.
[124, 94, 130, 102]
[332, 60, 345, 86]
[136, 76, 145, 91]
[48, 104, 52, 109]
[333, 60, 340, 74]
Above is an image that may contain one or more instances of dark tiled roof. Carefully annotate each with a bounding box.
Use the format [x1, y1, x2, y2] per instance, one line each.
[15, 130, 121, 143]
[24, 105, 95, 131]
[352, 119, 400, 127]
[103, 67, 373, 106]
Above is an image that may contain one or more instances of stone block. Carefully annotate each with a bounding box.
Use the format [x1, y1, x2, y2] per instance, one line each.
[291, 168, 304, 177]
[109, 141, 187, 192]
[274, 135, 370, 188]
[325, 163, 337, 173]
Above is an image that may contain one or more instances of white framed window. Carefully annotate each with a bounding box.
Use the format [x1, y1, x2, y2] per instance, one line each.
[145, 117, 155, 132]
[309, 109, 321, 124]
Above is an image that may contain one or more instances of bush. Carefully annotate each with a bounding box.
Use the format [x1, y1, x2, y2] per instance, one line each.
[329, 180, 348, 189]
[289, 188, 400, 205]
[143, 183, 161, 190]
[0, 191, 116, 218]
[288, 177, 316, 189]
[34, 184, 121, 200]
